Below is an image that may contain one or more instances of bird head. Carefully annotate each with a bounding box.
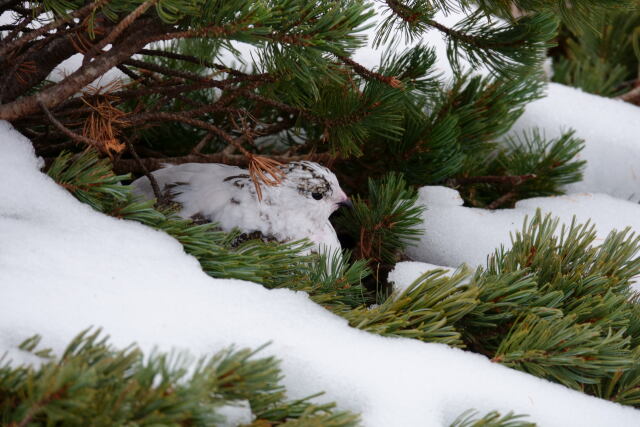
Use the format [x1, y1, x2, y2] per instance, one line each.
[264, 161, 351, 218]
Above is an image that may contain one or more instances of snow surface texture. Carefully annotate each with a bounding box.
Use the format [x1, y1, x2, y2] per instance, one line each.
[407, 186, 640, 272]
[3, 125, 640, 425]
[508, 83, 640, 202]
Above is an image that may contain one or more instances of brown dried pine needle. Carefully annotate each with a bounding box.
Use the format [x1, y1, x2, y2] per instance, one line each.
[81, 80, 127, 156]
[248, 155, 286, 201]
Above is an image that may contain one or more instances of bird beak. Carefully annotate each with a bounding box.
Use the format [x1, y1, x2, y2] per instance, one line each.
[338, 199, 354, 209]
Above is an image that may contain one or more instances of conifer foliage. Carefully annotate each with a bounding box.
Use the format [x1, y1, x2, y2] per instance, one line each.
[551, 10, 640, 100]
[3, 0, 587, 206]
[464, 214, 640, 397]
[2, 0, 640, 424]
[0, 330, 360, 426]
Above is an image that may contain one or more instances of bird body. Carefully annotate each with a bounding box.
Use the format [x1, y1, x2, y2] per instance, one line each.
[132, 161, 350, 253]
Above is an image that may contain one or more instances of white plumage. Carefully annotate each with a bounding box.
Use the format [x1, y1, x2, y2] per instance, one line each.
[131, 161, 350, 253]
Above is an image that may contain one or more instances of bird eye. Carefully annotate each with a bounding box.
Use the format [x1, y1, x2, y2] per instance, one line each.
[312, 192, 323, 200]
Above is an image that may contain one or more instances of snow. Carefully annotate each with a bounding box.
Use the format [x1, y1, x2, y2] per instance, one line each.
[2, 123, 640, 425]
[388, 261, 458, 295]
[508, 83, 640, 202]
[217, 401, 254, 427]
[407, 186, 640, 272]
[48, 53, 126, 86]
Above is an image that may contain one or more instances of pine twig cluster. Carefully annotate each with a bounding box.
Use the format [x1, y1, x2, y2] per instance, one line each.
[451, 129, 586, 208]
[450, 409, 534, 427]
[463, 214, 640, 401]
[551, 9, 640, 100]
[0, 329, 533, 427]
[0, 329, 360, 426]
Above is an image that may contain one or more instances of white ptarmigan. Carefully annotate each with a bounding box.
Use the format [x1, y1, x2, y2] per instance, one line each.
[131, 161, 351, 253]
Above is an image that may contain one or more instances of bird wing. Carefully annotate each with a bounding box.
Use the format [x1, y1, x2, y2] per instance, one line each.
[131, 163, 252, 220]
[131, 162, 343, 254]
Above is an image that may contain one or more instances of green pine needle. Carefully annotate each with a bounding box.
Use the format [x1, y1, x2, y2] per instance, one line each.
[0, 329, 360, 426]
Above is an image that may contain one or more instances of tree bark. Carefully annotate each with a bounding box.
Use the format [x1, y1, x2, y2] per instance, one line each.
[2, 35, 79, 103]
[0, 20, 165, 121]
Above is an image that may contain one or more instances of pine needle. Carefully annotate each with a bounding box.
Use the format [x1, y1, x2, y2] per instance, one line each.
[81, 80, 127, 156]
[248, 155, 286, 201]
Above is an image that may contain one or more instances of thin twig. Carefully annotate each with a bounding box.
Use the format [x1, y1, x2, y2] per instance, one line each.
[3, 7, 41, 43]
[385, 0, 426, 24]
[116, 64, 142, 81]
[487, 191, 516, 209]
[123, 58, 209, 82]
[16, 386, 68, 427]
[448, 174, 537, 186]
[221, 144, 236, 155]
[124, 137, 163, 203]
[138, 48, 247, 76]
[0, 20, 161, 120]
[124, 111, 252, 157]
[617, 84, 640, 105]
[141, 22, 243, 44]
[0, 0, 110, 57]
[337, 55, 402, 88]
[191, 133, 213, 154]
[38, 99, 99, 146]
[83, 0, 156, 65]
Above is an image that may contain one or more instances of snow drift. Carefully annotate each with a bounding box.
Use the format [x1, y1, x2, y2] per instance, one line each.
[407, 186, 640, 272]
[508, 83, 640, 203]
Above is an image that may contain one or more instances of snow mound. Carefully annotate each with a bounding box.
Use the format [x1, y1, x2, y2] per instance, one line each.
[408, 186, 640, 271]
[2, 122, 640, 425]
[508, 83, 640, 202]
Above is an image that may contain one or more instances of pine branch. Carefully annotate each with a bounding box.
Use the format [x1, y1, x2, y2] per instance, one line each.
[337, 173, 424, 266]
[450, 409, 535, 427]
[336, 55, 403, 88]
[454, 129, 584, 208]
[0, 0, 109, 58]
[344, 269, 477, 346]
[458, 211, 640, 396]
[0, 20, 165, 120]
[82, 0, 157, 65]
[0, 330, 360, 426]
[449, 174, 537, 186]
[493, 314, 633, 389]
